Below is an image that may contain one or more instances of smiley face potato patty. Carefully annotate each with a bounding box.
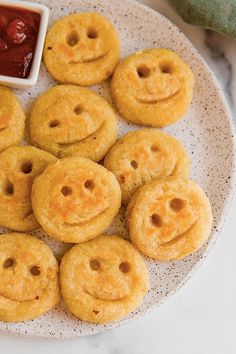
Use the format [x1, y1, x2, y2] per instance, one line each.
[0, 233, 59, 322]
[0, 146, 57, 232]
[60, 235, 149, 323]
[104, 129, 190, 205]
[31, 157, 121, 243]
[0, 86, 25, 153]
[44, 12, 121, 86]
[126, 177, 213, 261]
[29, 85, 117, 162]
[111, 48, 194, 127]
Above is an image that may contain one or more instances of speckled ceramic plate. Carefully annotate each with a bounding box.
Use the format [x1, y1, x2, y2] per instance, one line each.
[0, 0, 235, 338]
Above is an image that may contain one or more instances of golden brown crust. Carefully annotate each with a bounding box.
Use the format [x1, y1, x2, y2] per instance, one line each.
[0, 146, 57, 231]
[126, 177, 213, 261]
[44, 13, 121, 85]
[104, 129, 190, 205]
[111, 48, 194, 127]
[29, 85, 117, 161]
[60, 235, 149, 323]
[32, 157, 121, 243]
[0, 86, 25, 152]
[0, 233, 59, 322]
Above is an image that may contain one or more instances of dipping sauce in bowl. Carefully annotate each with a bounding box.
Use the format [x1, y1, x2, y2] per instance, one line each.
[0, 5, 40, 79]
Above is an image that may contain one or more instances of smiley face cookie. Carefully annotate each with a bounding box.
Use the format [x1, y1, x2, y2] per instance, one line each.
[104, 129, 190, 205]
[32, 157, 121, 243]
[60, 234, 149, 323]
[44, 13, 121, 86]
[126, 177, 213, 261]
[0, 233, 59, 322]
[29, 85, 117, 161]
[111, 48, 194, 127]
[0, 146, 57, 231]
[0, 86, 25, 152]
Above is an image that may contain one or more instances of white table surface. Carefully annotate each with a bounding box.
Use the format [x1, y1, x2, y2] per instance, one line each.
[1, 1, 236, 353]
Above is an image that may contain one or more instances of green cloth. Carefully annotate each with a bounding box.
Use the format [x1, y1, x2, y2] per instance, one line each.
[170, 0, 236, 38]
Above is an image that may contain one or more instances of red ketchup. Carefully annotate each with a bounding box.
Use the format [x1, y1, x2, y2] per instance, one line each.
[0, 5, 41, 79]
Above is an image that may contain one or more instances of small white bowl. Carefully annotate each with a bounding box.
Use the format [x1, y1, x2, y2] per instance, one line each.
[0, 0, 49, 89]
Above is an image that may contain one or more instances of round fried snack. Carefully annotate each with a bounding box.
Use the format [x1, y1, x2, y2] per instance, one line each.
[111, 48, 194, 127]
[29, 85, 117, 161]
[32, 157, 121, 243]
[44, 13, 121, 86]
[0, 86, 25, 152]
[104, 129, 190, 205]
[0, 146, 57, 231]
[0, 233, 59, 322]
[60, 235, 149, 323]
[126, 177, 213, 261]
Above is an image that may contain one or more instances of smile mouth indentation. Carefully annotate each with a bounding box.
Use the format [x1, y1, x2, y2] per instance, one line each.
[0, 127, 7, 133]
[58, 123, 104, 148]
[0, 293, 41, 303]
[84, 289, 125, 302]
[69, 52, 109, 64]
[160, 222, 197, 247]
[63, 207, 109, 228]
[167, 162, 178, 177]
[22, 209, 33, 220]
[136, 90, 180, 104]
[0, 281, 49, 303]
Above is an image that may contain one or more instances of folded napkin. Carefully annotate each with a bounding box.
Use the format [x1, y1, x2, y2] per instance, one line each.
[170, 0, 236, 38]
